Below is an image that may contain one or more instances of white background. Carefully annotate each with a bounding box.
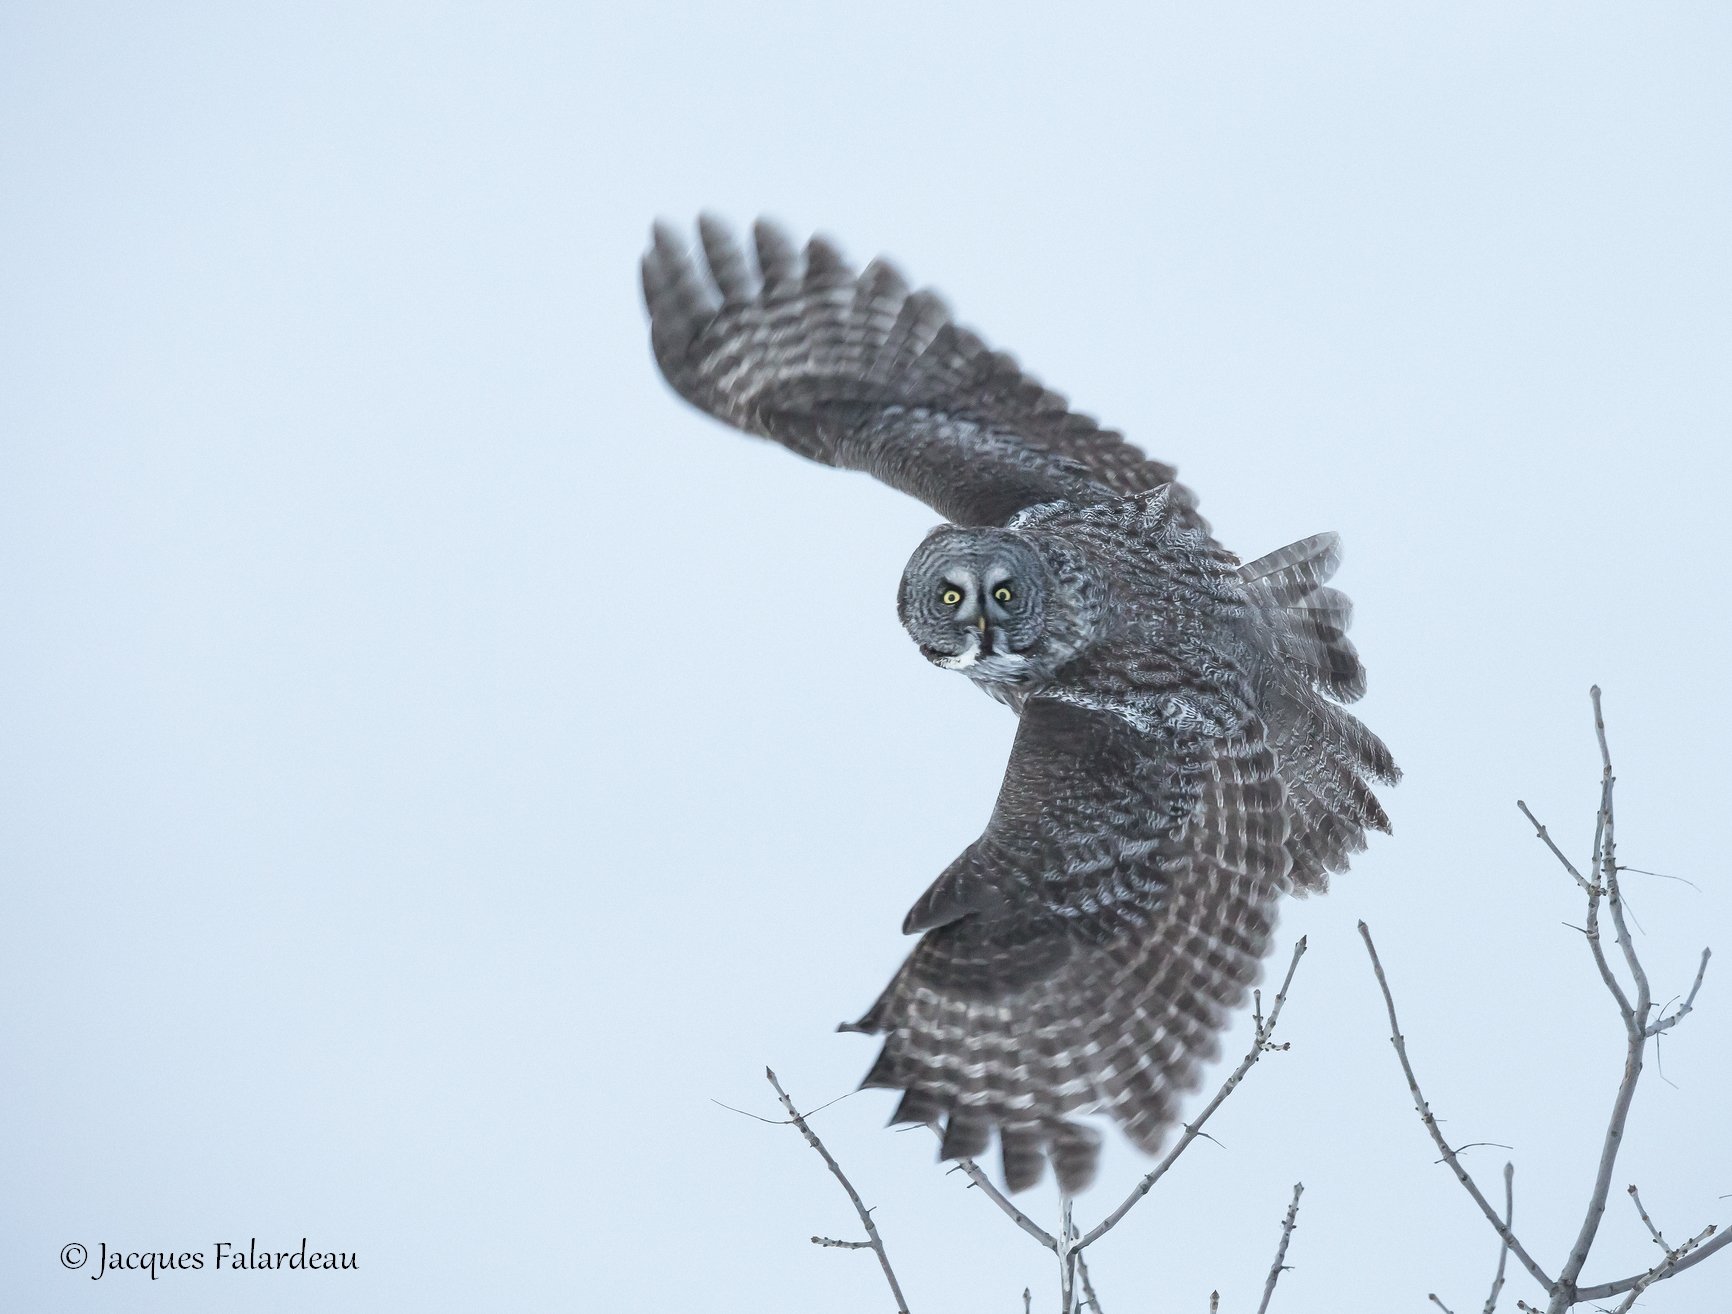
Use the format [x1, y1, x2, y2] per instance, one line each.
[4, 5, 1729, 1311]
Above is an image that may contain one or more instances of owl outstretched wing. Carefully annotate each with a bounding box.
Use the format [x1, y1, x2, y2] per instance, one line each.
[642, 217, 1203, 529]
[843, 696, 1290, 1195]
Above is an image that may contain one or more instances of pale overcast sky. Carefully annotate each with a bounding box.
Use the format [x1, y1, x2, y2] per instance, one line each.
[4, 5, 1729, 1312]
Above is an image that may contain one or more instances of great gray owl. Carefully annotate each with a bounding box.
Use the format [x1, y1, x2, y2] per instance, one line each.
[642, 217, 1397, 1195]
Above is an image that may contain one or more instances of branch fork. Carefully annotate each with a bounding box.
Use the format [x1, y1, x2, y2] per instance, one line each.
[1367, 688, 1725, 1311]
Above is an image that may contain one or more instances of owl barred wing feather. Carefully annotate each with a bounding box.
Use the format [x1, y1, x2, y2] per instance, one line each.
[642, 217, 1205, 529]
[843, 698, 1290, 1195]
[1238, 534, 1401, 892]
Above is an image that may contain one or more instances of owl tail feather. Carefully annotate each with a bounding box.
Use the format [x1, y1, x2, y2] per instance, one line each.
[1241, 533, 1400, 891]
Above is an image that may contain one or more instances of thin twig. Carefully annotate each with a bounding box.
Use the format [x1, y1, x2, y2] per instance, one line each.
[1446, 1142, 1515, 1159]
[1254, 1182, 1304, 1314]
[1594, 688, 1652, 1016]
[1618, 864, 1702, 891]
[766, 1068, 912, 1314]
[1429, 1297, 1457, 1314]
[813, 1236, 873, 1249]
[1646, 948, 1711, 1038]
[944, 1149, 1058, 1249]
[1514, 800, 1591, 891]
[1517, 799, 1631, 1018]
[1483, 1163, 1513, 1314]
[712, 1087, 862, 1125]
[1602, 1223, 1720, 1312]
[1575, 1225, 1732, 1302]
[1627, 1185, 1668, 1251]
[1357, 922, 1554, 1293]
[1078, 938, 1307, 1250]
[1600, 857, 1647, 1026]
[1076, 1248, 1103, 1313]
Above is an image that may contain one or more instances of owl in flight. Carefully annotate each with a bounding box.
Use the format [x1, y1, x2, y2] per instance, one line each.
[642, 217, 1397, 1195]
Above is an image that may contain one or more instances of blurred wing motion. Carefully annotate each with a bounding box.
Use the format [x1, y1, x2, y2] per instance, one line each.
[844, 697, 1289, 1195]
[642, 216, 1203, 529]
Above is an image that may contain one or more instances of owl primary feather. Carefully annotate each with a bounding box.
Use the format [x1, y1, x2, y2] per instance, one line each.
[641, 217, 1398, 1195]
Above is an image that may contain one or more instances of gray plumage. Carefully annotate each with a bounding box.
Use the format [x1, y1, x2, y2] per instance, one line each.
[642, 217, 1398, 1195]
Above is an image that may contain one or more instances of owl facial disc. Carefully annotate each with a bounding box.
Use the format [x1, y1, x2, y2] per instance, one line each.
[897, 526, 1051, 686]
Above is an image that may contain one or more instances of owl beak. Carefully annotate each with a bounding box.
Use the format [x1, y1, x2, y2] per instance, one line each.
[974, 615, 996, 656]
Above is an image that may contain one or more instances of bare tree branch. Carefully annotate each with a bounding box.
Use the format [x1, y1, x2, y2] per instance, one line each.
[1385, 690, 1729, 1310]
[943, 1149, 1059, 1250]
[1077, 937, 1308, 1251]
[1253, 1182, 1303, 1314]
[1592, 687, 1652, 1017]
[766, 1067, 912, 1314]
[1478, 1162, 1514, 1313]
[1075, 1247, 1103, 1314]
[1513, 800, 1591, 891]
[1574, 1226, 1732, 1303]
[1601, 1223, 1720, 1313]
[1059, 1199, 1078, 1314]
[1647, 947, 1711, 1038]
[1517, 799, 1631, 1018]
[1549, 692, 1646, 1312]
[1357, 921, 1555, 1293]
[1627, 1184, 1669, 1252]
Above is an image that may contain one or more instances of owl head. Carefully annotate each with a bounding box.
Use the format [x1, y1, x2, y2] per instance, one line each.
[897, 526, 1054, 683]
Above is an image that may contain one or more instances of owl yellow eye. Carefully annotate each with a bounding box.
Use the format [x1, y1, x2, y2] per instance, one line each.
[994, 585, 1013, 603]
[941, 588, 963, 607]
